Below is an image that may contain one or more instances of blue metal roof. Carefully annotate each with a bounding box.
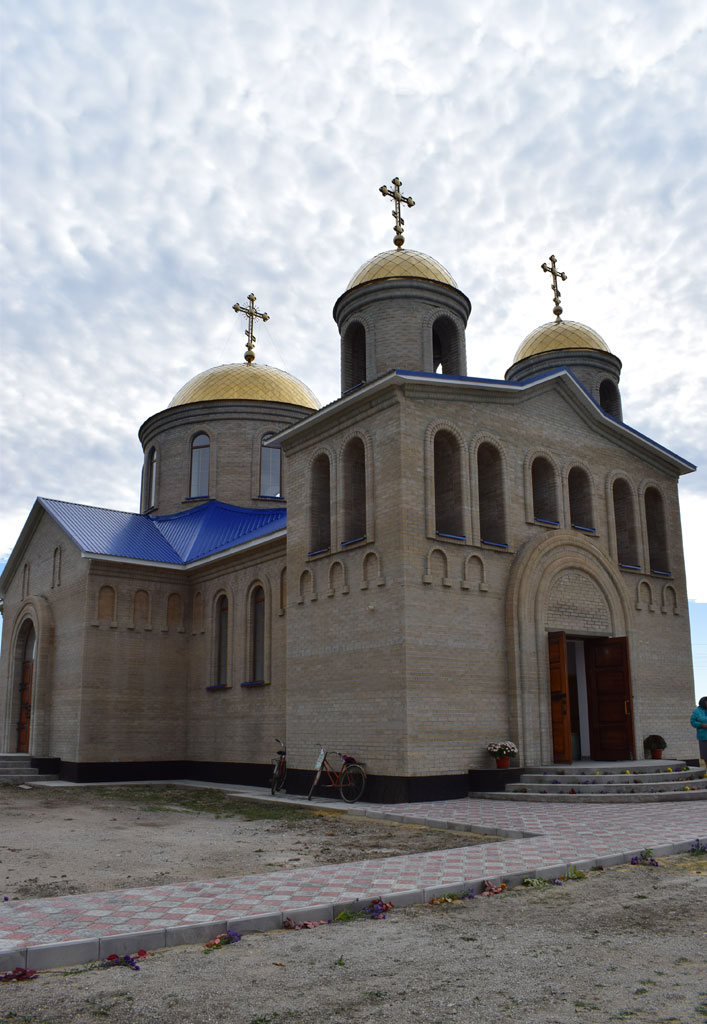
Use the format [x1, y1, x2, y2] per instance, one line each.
[39, 498, 286, 565]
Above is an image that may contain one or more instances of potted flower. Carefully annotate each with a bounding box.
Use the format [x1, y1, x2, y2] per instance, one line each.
[643, 734, 667, 760]
[487, 741, 518, 770]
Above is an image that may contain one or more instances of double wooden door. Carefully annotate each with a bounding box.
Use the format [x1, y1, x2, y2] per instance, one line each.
[17, 661, 33, 753]
[549, 632, 634, 763]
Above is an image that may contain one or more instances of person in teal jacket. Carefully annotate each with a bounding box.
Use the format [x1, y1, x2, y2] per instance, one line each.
[691, 696, 707, 766]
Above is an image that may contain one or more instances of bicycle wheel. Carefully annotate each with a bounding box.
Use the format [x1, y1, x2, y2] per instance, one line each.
[271, 758, 286, 795]
[307, 769, 322, 800]
[339, 763, 366, 803]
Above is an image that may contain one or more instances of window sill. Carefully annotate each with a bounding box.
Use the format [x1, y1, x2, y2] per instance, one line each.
[571, 524, 596, 534]
[340, 536, 367, 550]
[240, 680, 268, 688]
[618, 563, 642, 573]
[435, 532, 467, 544]
[184, 495, 209, 503]
[257, 494, 285, 502]
[205, 684, 232, 692]
[481, 539, 509, 549]
[534, 518, 560, 528]
[650, 569, 672, 577]
[307, 547, 330, 559]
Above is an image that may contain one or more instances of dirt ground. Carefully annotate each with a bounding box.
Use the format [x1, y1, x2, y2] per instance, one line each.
[1, 784, 706, 1024]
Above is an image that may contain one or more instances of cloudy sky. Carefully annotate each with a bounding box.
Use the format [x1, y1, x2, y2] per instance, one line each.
[1, 0, 705, 689]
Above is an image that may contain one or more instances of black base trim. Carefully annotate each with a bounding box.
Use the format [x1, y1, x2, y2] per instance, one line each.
[51, 760, 475, 803]
[467, 768, 522, 792]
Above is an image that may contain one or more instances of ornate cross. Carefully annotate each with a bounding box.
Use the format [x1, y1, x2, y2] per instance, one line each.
[379, 176, 415, 249]
[541, 255, 567, 322]
[232, 293, 269, 363]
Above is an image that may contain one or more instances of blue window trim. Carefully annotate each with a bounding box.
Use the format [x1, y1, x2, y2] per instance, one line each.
[481, 539, 509, 548]
[341, 536, 366, 547]
[437, 531, 466, 541]
[241, 680, 266, 688]
[535, 517, 560, 526]
[651, 569, 672, 577]
[571, 524, 596, 533]
[307, 547, 330, 557]
[206, 684, 229, 692]
[619, 563, 641, 570]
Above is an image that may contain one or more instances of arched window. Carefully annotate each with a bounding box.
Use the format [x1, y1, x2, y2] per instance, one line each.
[250, 586, 265, 683]
[531, 457, 559, 525]
[260, 433, 282, 498]
[97, 585, 116, 623]
[613, 478, 639, 568]
[310, 454, 331, 553]
[477, 443, 506, 545]
[190, 433, 210, 498]
[342, 437, 366, 544]
[145, 447, 158, 509]
[568, 467, 594, 531]
[599, 379, 622, 419]
[215, 595, 228, 686]
[434, 430, 464, 538]
[644, 487, 669, 574]
[342, 322, 366, 393]
[432, 315, 462, 375]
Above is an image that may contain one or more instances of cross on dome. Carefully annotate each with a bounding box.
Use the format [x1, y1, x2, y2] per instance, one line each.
[379, 176, 415, 249]
[541, 255, 567, 322]
[232, 293, 269, 364]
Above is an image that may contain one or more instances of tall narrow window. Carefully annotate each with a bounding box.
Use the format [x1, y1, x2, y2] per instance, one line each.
[568, 467, 594, 531]
[310, 454, 331, 553]
[342, 322, 366, 393]
[216, 595, 228, 686]
[599, 379, 622, 419]
[190, 433, 210, 498]
[531, 457, 559, 525]
[251, 586, 265, 682]
[432, 315, 461, 375]
[342, 437, 366, 544]
[434, 430, 464, 538]
[146, 447, 157, 509]
[260, 434, 282, 497]
[477, 443, 506, 545]
[644, 487, 669, 574]
[613, 478, 639, 568]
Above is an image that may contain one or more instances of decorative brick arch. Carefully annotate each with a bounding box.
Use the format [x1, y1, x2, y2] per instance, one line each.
[3, 596, 54, 755]
[298, 568, 317, 604]
[327, 559, 348, 597]
[420, 306, 467, 376]
[563, 458, 598, 535]
[606, 471, 641, 569]
[424, 420, 471, 542]
[636, 579, 654, 612]
[361, 550, 385, 589]
[661, 583, 679, 615]
[307, 445, 337, 554]
[505, 532, 633, 765]
[422, 545, 451, 586]
[340, 314, 374, 394]
[243, 577, 272, 685]
[462, 553, 488, 592]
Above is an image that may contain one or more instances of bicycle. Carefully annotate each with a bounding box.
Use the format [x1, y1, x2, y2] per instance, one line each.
[307, 747, 366, 803]
[270, 738, 287, 794]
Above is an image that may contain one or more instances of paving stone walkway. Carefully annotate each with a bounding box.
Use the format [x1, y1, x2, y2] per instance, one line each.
[2, 788, 706, 972]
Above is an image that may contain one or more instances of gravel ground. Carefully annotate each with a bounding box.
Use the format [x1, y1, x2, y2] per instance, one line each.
[2, 853, 705, 1024]
[1, 785, 706, 1023]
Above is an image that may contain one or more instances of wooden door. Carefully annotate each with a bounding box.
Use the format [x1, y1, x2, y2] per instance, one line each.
[585, 637, 634, 760]
[548, 631, 572, 764]
[17, 661, 33, 753]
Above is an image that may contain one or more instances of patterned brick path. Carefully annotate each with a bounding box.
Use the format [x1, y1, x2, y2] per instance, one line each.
[2, 790, 706, 970]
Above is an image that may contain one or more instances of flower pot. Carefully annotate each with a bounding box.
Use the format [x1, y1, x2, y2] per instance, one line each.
[650, 748, 663, 760]
[495, 755, 511, 769]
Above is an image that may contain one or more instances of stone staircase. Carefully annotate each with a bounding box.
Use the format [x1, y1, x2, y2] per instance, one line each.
[0, 754, 58, 785]
[478, 760, 707, 802]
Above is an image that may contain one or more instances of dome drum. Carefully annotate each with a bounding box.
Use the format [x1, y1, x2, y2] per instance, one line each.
[334, 276, 471, 392]
[506, 347, 623, 420]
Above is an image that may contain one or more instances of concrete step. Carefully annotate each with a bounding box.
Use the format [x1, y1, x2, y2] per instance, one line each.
[517, 767, 706, 787]
[524, 760, 688, 776]
[475, 788, 707, 803]
[0, 774, 59, 784]
[507, 777, 707, 795]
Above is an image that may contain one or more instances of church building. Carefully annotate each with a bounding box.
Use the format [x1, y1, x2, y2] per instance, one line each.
[0, 180, 697, 801]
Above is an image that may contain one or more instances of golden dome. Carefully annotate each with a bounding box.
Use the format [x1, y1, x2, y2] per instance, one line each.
[169, 363, 321, 410]
[513, 320, 610, 363]
[346, 249, 458, 290]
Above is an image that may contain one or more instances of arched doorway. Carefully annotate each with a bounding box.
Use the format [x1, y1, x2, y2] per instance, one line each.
[16, 622, 36, 753]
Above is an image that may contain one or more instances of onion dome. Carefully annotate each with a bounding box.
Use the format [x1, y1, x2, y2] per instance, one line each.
[513, 320, 611, 364]
[346, 249, 458, 291]
[168, 363, 320, 410]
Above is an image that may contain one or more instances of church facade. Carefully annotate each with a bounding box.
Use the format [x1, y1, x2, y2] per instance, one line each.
[0, 197, 697, 800]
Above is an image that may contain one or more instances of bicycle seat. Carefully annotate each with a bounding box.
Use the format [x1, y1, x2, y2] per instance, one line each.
[341, 754, 357, 764]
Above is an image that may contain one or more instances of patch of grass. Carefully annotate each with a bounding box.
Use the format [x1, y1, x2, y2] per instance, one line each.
[575, 1000, 600, 1011]
[88, 786, 313, 821]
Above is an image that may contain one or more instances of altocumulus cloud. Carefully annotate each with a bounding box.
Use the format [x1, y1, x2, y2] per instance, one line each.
[1, 0, 705, 602]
